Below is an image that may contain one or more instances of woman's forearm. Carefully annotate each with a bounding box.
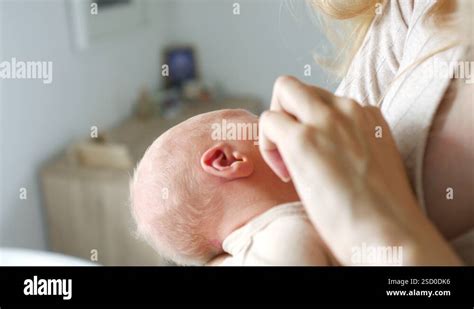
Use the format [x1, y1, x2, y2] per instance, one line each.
[402, 218, 464, 266]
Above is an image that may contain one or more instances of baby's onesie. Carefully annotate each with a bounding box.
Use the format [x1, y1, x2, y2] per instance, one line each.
[220, 202, 330, 266]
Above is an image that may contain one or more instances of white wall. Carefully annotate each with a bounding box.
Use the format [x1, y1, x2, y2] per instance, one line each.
[0, 0, 332, 251]
[169, 0, 334, 104]
[0, 0, 172, 249]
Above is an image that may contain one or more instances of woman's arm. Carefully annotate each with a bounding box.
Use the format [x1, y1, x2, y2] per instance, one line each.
[259, 76, 463, 265]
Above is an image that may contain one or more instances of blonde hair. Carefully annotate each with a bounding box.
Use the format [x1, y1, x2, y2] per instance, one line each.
[310, 0, 470, 77]
[308, 0, 381, 76]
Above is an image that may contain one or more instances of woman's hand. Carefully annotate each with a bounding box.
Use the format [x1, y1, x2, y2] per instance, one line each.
[259, 76, 462, 265]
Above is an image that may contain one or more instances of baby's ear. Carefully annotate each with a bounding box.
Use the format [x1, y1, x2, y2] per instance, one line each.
[200, 142, 254, 180]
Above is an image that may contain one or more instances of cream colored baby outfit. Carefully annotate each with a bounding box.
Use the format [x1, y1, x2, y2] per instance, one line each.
[221, 202, 329, 266]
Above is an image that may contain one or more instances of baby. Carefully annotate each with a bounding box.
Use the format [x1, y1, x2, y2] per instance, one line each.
[130, 109, 334, 266]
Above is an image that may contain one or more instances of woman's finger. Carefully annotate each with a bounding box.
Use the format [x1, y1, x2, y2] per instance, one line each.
[260, 76, 336, 182]
[270, 76, 335, 124]
[259, 110, 303, 182]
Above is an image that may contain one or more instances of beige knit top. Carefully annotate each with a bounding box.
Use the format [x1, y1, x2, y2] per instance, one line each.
[335, 0, 474, 264]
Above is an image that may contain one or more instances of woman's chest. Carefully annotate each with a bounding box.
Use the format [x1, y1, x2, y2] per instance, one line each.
[380, 40, 472, 240]
[422, 82, 474, 240]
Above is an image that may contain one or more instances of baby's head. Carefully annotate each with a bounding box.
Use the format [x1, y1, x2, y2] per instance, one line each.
[130, 109, 298, 265]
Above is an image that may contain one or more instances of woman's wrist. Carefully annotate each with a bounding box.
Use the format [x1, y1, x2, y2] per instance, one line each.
[347, 193, 462, 266]
[399, 217, 464, 266]
[402, 239, 463, 266]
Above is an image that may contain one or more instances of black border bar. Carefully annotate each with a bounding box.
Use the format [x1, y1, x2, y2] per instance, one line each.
[0, 267, 473, 306]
